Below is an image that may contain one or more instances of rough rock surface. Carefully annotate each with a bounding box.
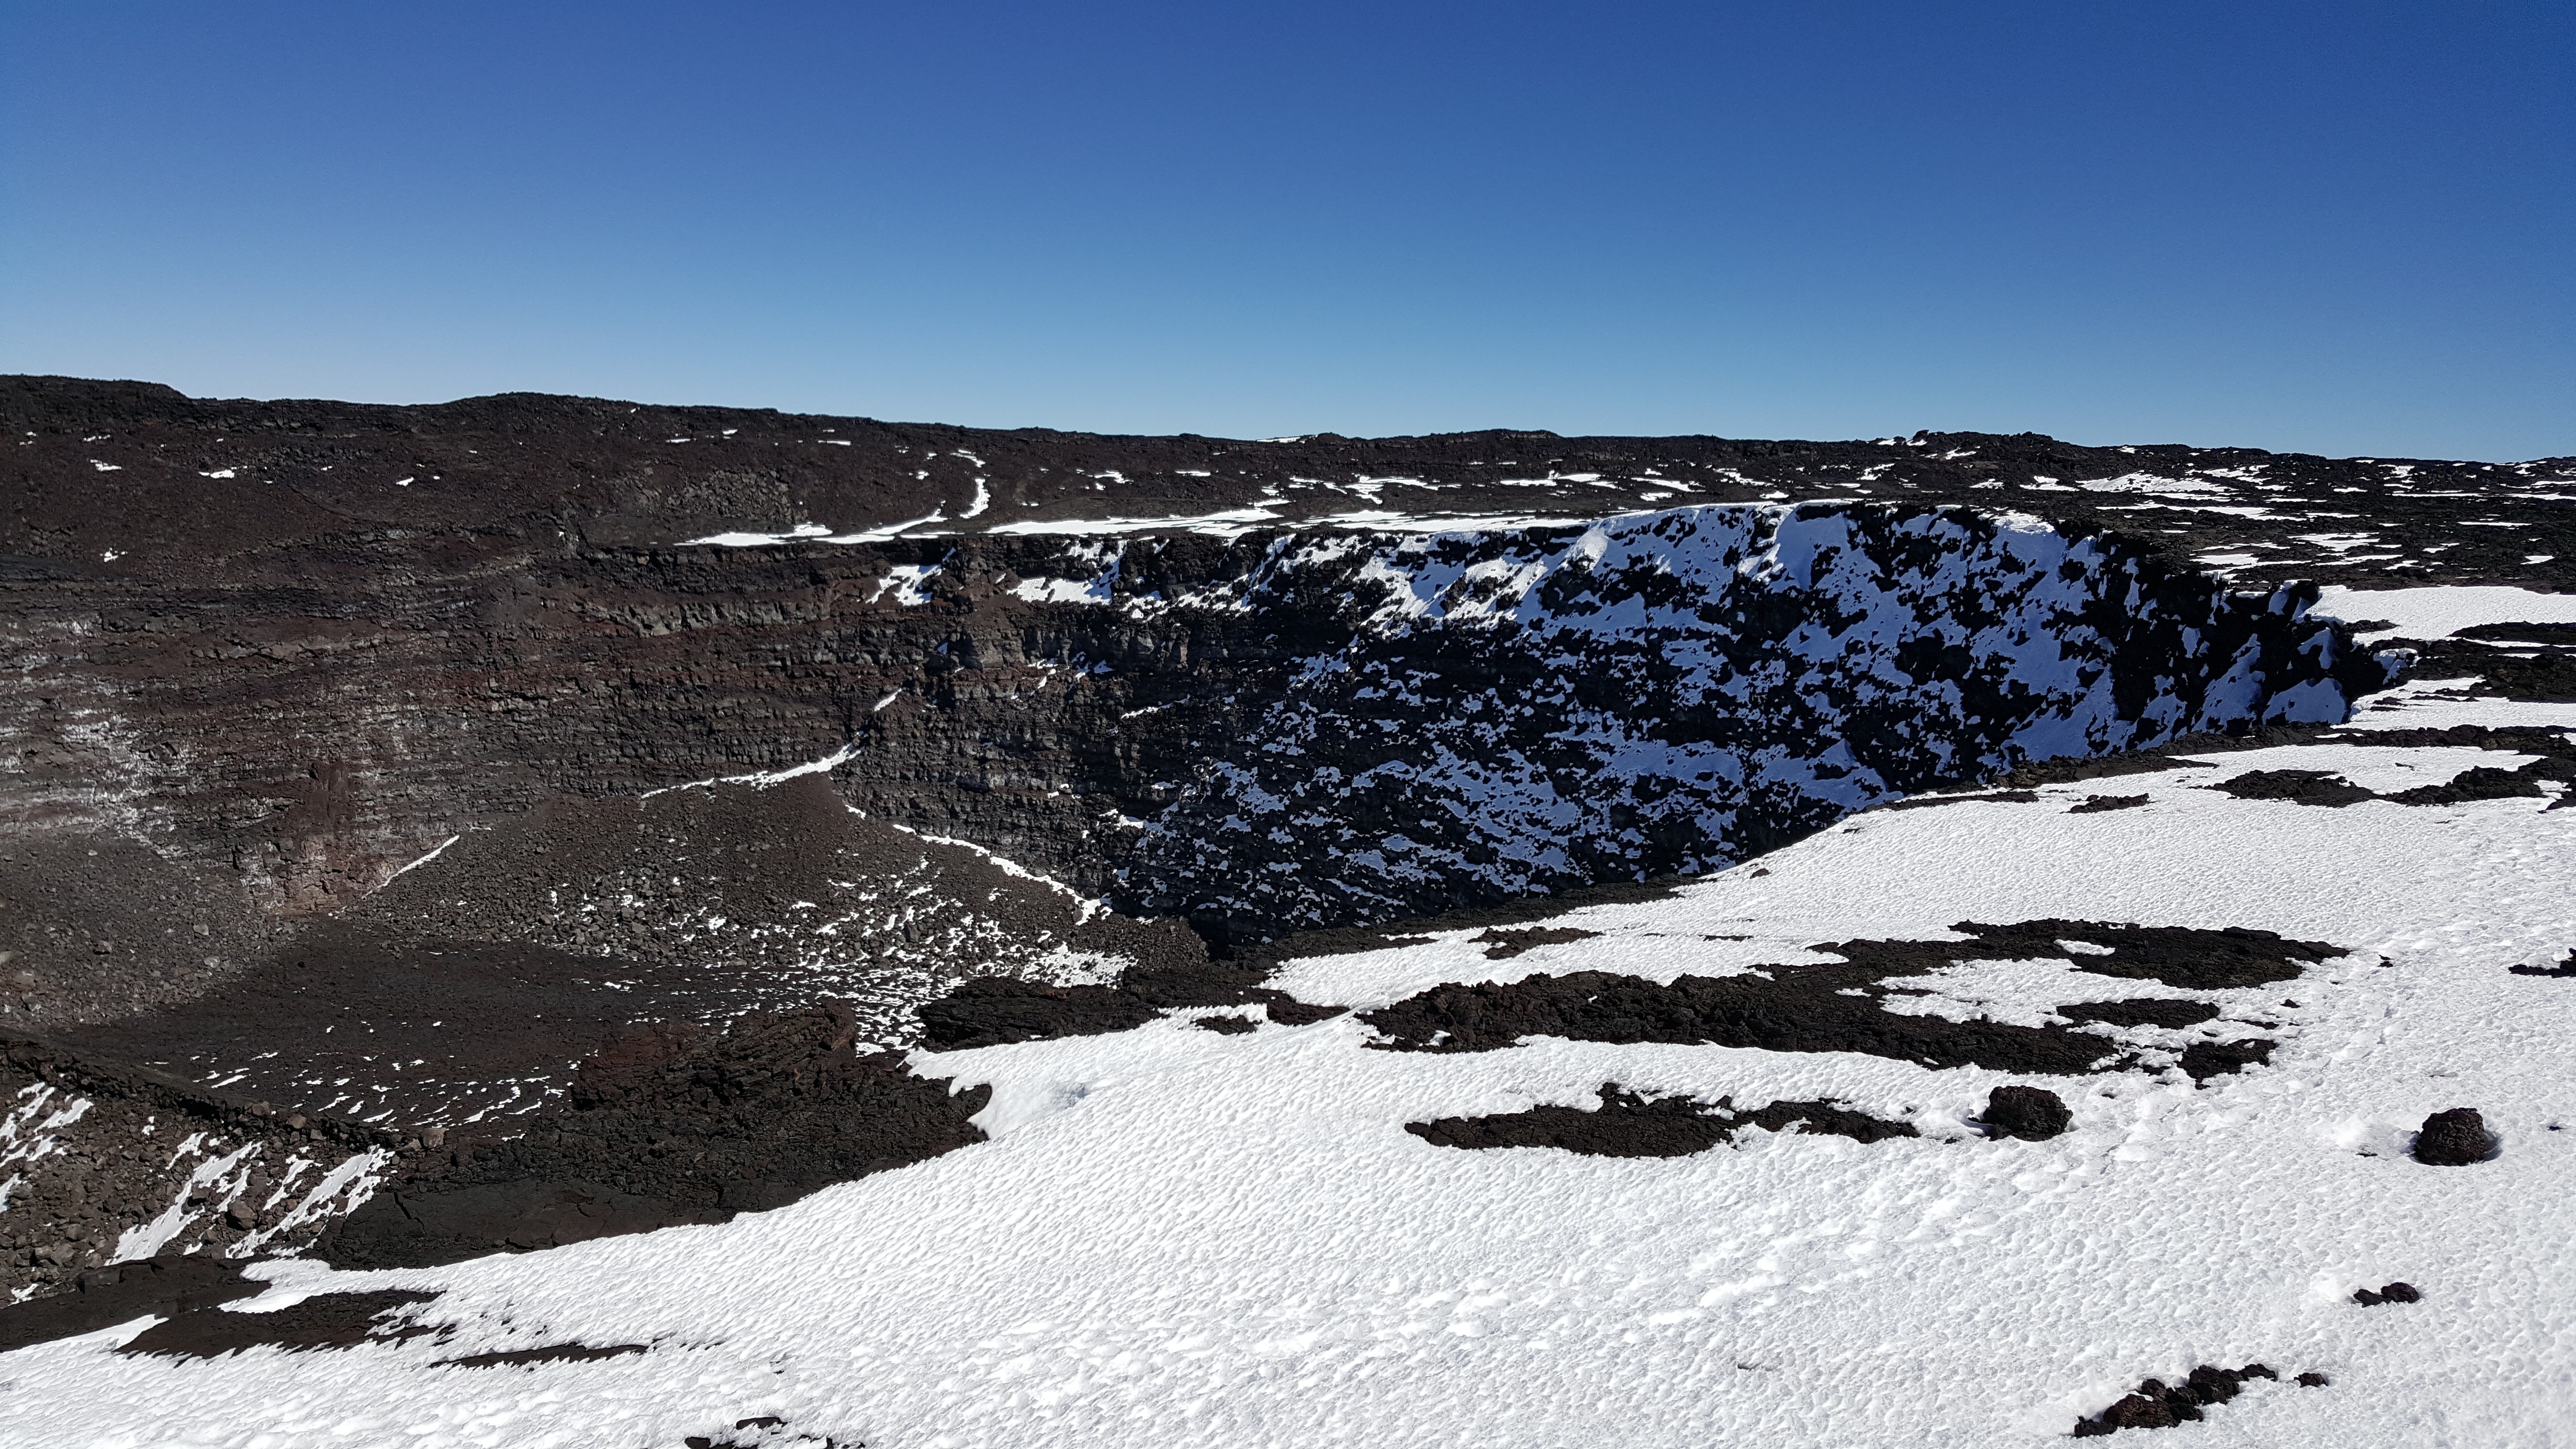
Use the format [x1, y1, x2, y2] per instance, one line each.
[1342, 918, 2332, 1077]
[1405, 1082, 1917, 1157]
[918, 965, 1346, 1050]
[38, 773, 1204, 1130]
[312, 1003, 987, 1270]
[2071, 1363, 2301, 1436]
[0, 376, 2423, 967]
[2511, 951, 2576, 979]
[0, 375, 2561, 1334]
[0, 1252, 258, 1352]
[0, 1036, 399, 1300]
[119, 1288, 441, 1358]
[2412, 1107, 2495, 1166]
[1979, 1085, 2073, 1141]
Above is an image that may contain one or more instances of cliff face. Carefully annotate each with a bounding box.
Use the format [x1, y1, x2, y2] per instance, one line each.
[0, 377, 2441, 958]
[1082, 506, 2381, 938]
[0, 492, 2380, 951]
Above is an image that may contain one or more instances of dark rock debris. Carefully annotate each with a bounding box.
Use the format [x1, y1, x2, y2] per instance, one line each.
[1406, 1083, 1916, 1157]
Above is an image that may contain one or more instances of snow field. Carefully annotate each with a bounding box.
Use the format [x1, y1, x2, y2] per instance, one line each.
[9, 692, 2574, 1447]
[2308, 585, 2576, 642]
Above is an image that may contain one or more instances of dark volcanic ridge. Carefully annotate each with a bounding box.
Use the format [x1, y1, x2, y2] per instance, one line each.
[9, 374, 2568, 594]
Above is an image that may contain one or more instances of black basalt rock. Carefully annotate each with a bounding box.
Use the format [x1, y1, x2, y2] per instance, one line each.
[1980, 1085, 2072, 1141]
[2209, 769, 2376, 807]
[2413, 1107, 2495, 1165]
[2176, 1036, 2274, 1082]
[2508, 950, 2576, 979]
[2059, 998, 2220, 1030]
[1405, 1083, 1918, 1158]
[2071, 1363, 2284, 1437]
[314, 1003, 991, 1270]
[120, 1289, 442, 1358]
[0, 1254, 260, 1353]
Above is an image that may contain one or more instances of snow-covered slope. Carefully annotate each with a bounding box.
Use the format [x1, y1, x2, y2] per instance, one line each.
[7, 651, 2567, 1447]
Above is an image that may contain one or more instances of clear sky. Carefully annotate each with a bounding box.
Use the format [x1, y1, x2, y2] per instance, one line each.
[3, 2, 2568, 459]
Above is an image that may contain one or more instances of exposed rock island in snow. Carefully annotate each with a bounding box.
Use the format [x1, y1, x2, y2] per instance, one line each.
[0, 376, 2569, 1446]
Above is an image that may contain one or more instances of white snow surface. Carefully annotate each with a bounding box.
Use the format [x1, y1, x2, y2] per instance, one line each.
[2308, 584, 2576, 642]
[13, 680, 2574, 1446]
[637, 743, 861, 799]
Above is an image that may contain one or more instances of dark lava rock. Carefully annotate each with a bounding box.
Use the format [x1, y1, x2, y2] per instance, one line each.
[919, 964, 1344, 1050]
[2509, 950, 2576, 979]
[1361, 967, 2121, 1073]
[0, 1036, 404, 1302]
[2176, 1037, 2276, 1082]
[2059, 998, 2221, 1030]
[2071, 1363, 2282, 1436]
[2458, 623, 2576, 646]
[2402, 637, 2576, 705]
[2353, 1281, 2422, 1306]
[4, 377, 2420, 959]
[315, 1003, 988, 1270]
[1980, 1085, 2072, 1141]
[0, 1254, 259, 1353]
[2199, 737, 2576, 812]
[1875, 919, 2344, 991]
[2297, 1371, 2330, 1387]
[1406, 1083, 1916, 1157]
[2210, 769, 2377, 807]
[2412, 1108, 2496, 1166]
[332, 1178, 686, 1262]
[1355, 918, 2338, 1074]
[1475, 926, 1601, 959]
[2383, 765, 2552, 806]
[2067, 793, 2150, 814]
[1192, 1014, 1259, 1035]
[918, 977, 1161, 1047]
[120, 1289, 441, 1358]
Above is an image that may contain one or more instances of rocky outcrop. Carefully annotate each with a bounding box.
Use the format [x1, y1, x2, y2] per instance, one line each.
[0, 1035, 400, 1299]
[1101, 508, 2384, 940]
[1405, 1083, 1917, 1157]
[2072, 1363, 2307, 1436]
[1341, 918, 2332, 1076]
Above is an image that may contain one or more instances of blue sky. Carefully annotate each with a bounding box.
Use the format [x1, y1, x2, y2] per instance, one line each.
[3, 2, 2568, 458]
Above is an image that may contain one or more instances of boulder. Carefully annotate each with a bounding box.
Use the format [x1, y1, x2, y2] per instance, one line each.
[2414, 1108, 2493, 1165]
[1982, 1085, 2072, 1141]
